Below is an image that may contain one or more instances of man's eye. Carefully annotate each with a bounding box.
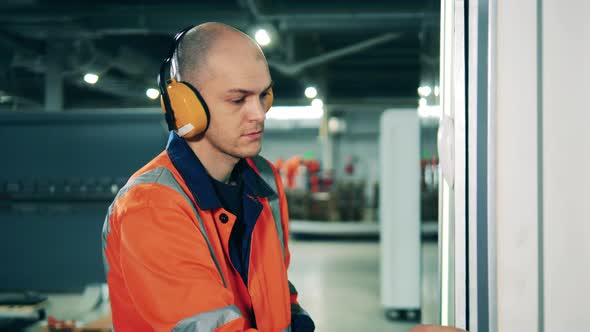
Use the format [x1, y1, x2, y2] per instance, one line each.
[232, 97, 245, 104]
[260, 92, 271, 102]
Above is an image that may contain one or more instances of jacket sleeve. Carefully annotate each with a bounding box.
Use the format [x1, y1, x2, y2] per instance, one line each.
[116, 184, 257, 332]
[271, 164, 315, 332]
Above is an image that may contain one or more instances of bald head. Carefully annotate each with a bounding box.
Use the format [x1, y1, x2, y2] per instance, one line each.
[172, 22, 267, 88]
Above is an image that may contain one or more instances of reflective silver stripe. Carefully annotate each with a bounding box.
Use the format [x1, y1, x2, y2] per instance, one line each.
[101, 168, 163, 274]
[102, 213, 112, 273]
[172, 304, 242, 332]
[268, 197, 285, 259]
[101, 167, 227, 288]
[252, 157, 303, 332]
[251, 155, 286, 260]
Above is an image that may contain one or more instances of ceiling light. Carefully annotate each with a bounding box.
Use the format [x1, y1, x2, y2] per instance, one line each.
[146, 88, 160, 100]
[84, 73, 99, 84]
[267, 106, 324, 120]
[305, 87, 318, 99]
[255, 29, 271, 46]
[434, 86, 440, 97]
[311, 98, 324, 108]
[419, 98, 428, 107]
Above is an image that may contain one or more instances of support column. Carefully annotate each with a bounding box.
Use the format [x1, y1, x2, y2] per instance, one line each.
[319, 106, 333, 172]
[45, 39, 65, 112]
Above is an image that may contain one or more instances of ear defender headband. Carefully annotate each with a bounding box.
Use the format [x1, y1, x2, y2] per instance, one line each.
[158, 26, 274, 139]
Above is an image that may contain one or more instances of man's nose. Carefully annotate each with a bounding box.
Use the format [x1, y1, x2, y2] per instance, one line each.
[247, 98, 266, 122]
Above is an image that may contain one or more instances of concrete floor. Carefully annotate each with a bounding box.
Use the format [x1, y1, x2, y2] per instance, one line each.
[288, 238, 439, 332]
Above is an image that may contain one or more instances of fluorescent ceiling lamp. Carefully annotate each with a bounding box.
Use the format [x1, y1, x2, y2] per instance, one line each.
[255, 29, 271, 46]
[266, 106, 324, 120]
[146, 88, 160, 99]
[418, 105, 442, 119]
[84, 73, 99, 84]
[311, 98, 323, 108]
[304, 87, 318, 99]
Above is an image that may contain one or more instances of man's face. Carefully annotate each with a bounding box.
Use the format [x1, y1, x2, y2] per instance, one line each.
[195, 44, 272, 161]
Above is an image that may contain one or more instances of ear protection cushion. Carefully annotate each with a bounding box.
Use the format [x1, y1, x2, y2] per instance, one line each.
[161, 79, 210, 138]
[265, 88, 274, 112]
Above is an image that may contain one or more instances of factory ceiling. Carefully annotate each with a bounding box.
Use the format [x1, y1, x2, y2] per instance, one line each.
[0, 0, 440, 111]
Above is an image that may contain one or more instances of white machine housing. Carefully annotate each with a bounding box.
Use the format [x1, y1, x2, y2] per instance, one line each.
[379, 109, 421, 313]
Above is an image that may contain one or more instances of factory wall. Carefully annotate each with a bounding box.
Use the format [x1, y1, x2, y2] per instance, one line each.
[262, 109, 438, 183]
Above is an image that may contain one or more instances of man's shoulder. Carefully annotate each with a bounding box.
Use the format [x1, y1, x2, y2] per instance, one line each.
[114, 167, 191, 214]
[130, 150, 176, 180]
[117, 150, 188, 202]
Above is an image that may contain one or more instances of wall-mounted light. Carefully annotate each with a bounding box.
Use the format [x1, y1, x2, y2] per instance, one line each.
[146, 88, 160, 100]
[305, 87, 318, 99]
[418, 86, 432, 97]
[311, 98, 324, 109]
[255, 29, 271, 46]
[328, 117, 347, 134]
[84, 73, 99, 84]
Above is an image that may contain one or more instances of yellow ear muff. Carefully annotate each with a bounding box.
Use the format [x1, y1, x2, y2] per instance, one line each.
[160, 78, 210, 139]
[265, 88, 274, 112]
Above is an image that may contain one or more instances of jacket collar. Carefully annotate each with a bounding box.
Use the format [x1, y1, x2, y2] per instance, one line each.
[166, 132, 276, 210]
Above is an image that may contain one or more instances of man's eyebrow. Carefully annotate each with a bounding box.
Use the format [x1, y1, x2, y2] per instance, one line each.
[227, 81, 274, 95]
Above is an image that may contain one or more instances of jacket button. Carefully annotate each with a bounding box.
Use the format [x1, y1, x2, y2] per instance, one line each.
[219, 213, 229, 224]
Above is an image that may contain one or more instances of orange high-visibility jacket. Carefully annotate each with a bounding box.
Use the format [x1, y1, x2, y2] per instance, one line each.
[102, 134, 308, 332]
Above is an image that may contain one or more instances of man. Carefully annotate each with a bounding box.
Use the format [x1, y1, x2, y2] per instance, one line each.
[102, 22, 314, 332]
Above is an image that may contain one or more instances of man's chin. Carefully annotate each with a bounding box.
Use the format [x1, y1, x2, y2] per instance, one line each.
[248, 145, 263, 158]
[233, 145, 262, 159]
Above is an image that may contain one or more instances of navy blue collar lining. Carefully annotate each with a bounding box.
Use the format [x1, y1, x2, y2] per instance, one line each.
[166, 132, 276, 210]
